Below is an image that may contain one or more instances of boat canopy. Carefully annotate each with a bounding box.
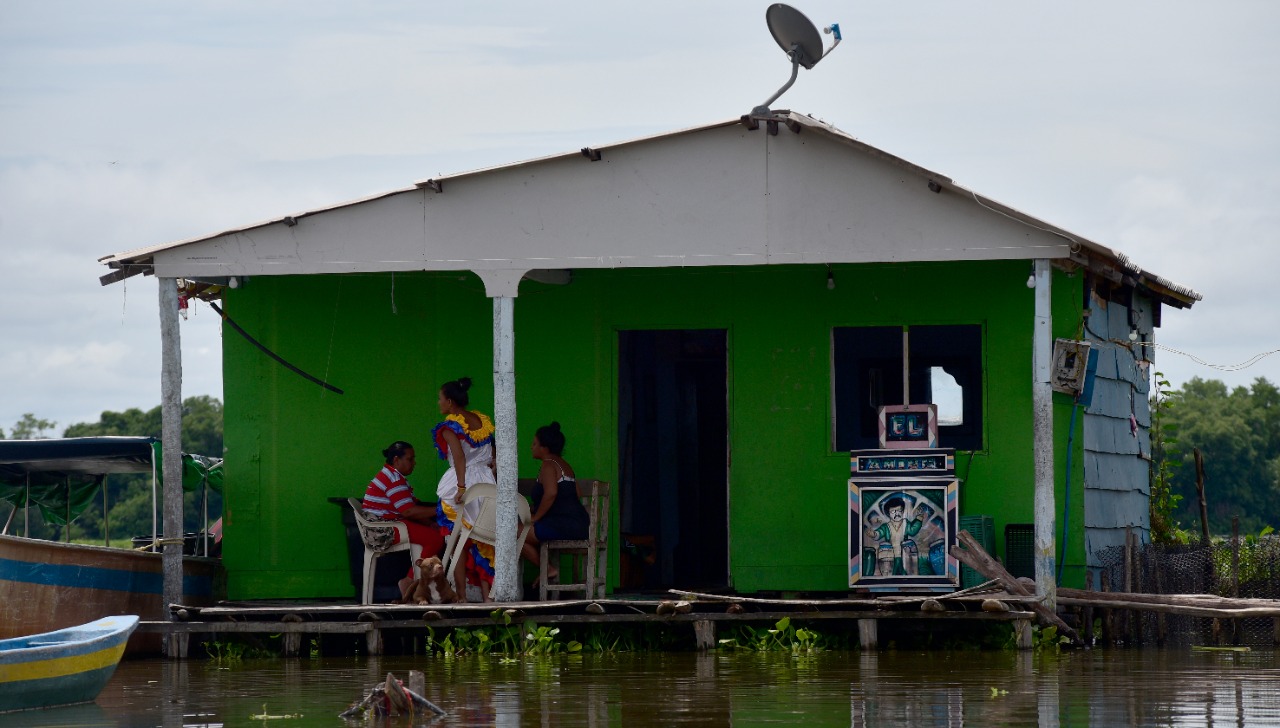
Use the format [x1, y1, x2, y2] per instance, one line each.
[0, 437, 221, 526]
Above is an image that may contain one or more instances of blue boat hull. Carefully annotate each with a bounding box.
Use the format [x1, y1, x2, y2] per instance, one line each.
[0, 615, 139, 713]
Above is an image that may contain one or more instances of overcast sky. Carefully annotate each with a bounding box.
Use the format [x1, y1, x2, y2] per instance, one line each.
[2, 1, 1277, 435]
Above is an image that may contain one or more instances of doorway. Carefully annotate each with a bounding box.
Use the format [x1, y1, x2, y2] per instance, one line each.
[617, 329, 729, 591]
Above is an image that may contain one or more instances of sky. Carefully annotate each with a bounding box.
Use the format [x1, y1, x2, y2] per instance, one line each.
[2, 1, 1278, 435]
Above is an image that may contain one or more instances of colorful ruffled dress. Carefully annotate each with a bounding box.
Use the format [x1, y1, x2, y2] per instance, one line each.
[432, 411, 497, 589]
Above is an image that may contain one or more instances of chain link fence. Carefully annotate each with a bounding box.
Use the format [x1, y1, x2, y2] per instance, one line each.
[1092, 535, 1280, 647]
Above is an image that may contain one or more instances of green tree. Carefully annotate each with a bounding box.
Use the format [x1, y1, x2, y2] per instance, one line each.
[60, 397, 224, 542]
[8, 413, 58, 439]
[1167, 377, 1279, 534]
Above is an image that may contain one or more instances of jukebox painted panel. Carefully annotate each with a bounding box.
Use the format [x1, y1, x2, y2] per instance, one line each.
[848, 477, 959, 589]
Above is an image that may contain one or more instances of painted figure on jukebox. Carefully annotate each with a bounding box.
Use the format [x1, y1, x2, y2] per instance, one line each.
[867, 494, 935, 576]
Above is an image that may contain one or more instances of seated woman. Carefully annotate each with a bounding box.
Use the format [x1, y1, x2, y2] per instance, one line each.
[522, 422, 590, 583]
[432, 377, 499, 602]
[362, 441, 444, 600]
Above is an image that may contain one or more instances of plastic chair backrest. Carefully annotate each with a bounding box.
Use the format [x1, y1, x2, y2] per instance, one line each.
[460, 483, 531, 544]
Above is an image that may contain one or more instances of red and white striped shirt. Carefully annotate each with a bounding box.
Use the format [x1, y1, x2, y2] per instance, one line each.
[362, 465, 415, 519]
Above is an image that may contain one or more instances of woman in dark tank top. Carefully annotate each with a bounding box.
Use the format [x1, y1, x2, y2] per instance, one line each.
[522, 422, 589, 582]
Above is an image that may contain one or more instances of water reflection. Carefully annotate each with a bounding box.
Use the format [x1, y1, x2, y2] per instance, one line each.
[64, 648, 1278, 727]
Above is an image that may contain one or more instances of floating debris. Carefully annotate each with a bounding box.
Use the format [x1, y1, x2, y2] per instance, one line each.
[339, 672, 447, 720]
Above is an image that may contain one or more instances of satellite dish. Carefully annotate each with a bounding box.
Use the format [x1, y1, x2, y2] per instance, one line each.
[752, 4, 841, 117]
[767, 3, 824, 70]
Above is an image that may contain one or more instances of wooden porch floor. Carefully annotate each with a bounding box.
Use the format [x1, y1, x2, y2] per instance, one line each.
[139, 587, 1039, 657]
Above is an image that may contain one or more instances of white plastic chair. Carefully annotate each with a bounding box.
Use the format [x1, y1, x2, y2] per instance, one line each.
[540, 480, 610, 601]
[441, 483, 532, 592]
[347, 498, 422, 604]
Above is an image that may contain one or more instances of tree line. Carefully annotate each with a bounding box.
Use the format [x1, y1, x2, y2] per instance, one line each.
[1151, 376, 1279, 539]
[0, 396, 223, 543]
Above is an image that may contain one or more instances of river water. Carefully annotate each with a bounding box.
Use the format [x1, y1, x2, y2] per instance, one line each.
[13, 649, 1280, 727]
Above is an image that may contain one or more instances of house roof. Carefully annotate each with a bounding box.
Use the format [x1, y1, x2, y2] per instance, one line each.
[99, 111, 1200, 308]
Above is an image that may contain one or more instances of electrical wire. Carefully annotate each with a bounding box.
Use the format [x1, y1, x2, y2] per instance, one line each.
[1131, 342, 1280, 373]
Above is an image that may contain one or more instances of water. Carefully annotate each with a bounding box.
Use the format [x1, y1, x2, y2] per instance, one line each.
[11, 649, 1280, 727]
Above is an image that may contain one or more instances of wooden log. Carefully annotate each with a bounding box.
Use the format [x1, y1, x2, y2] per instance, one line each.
[1057, 588, 1280, 610]
[950, 530, 1082, 644]
[857, 619, 878, 650]
[366, 628, 383, 656]
[1054, 597, 1280, 619]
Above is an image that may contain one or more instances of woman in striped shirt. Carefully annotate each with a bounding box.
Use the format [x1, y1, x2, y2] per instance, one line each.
[363, 441, 444, 600]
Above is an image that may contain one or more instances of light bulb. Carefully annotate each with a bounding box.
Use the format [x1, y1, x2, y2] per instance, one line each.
[1026, 274, 1036, 288]
[1128, 330, 1139, 342]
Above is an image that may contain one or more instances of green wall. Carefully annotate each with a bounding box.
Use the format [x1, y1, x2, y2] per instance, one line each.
[220, 260, 1087, 599]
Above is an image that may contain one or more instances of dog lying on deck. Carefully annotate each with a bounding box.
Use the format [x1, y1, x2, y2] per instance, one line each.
[397, 556, 459, 605]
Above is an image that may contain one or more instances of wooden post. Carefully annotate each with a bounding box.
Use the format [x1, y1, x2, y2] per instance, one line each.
[1231, 516, 1241, 645]
[1123, 527, 1134, 644]
[1134, 535, 1145, 647]
[158, 277, 184, 659]
[1194, 448, 1210, 544]
[1083, 570, 1095, 647]
[366, 627, 383, 656]
[1013, 619, 1033, 650]
[282, 615, 303, 658]
[168, 631, 189, 660]
[858, 619, 878, 650]
[1154, 555, 1167, 647]
[693, 620, 716, 651]
[1100, 570, 1113, 647]
[1031, 258, 1057, 611]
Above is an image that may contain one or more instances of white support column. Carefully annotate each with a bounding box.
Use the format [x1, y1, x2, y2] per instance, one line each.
[158, 278, 185, 641]
[1031, 259, 1057, 610]
[491, 294, 520, 602]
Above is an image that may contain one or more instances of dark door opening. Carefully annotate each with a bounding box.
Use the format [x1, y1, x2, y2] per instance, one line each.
[618, 329, 728, 592]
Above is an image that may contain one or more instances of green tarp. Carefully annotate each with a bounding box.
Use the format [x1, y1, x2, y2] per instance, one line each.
[0, 437, 221, 526]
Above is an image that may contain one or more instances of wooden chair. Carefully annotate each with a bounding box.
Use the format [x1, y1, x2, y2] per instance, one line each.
[539, 480, 610, 601]
[347, 498, 421, 605]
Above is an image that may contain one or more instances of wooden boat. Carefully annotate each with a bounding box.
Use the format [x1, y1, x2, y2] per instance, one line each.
[1, 437, 224, 654]
[0, 534, 222, 653]
[0, 614, 138, 713]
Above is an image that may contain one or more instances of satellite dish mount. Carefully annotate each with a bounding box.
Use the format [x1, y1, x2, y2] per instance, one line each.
[751, 4, 841, 118]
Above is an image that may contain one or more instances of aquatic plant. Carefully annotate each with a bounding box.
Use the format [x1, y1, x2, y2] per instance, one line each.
[423, 610, 582, 657]
[717, 617, 829, 653]
[201, 639, 274, 663]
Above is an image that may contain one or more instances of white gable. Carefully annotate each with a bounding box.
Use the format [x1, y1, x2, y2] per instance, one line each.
[101, 112, 1198, 306]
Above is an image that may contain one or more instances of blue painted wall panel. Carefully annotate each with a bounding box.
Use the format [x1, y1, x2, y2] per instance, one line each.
[1082, 289, 1157, 570]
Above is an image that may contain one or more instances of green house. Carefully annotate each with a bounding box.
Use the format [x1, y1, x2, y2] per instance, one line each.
[101, 113, 1199, 602]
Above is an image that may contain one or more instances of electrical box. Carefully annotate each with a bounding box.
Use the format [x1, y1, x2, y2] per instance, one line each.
[1051, 339, 1093, 397]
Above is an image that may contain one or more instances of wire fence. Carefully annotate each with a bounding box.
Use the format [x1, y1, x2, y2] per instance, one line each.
[1092, 534, 1280, 647]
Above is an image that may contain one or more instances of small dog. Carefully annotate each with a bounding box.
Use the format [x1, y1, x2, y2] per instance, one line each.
[399, 556, 459, 605]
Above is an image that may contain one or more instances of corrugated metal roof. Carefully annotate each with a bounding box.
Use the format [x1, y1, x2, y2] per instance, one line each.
[99, 112, 1200, 307]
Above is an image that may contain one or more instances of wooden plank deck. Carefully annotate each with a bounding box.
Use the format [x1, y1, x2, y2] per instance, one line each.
[139, 589, 1039, 657]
